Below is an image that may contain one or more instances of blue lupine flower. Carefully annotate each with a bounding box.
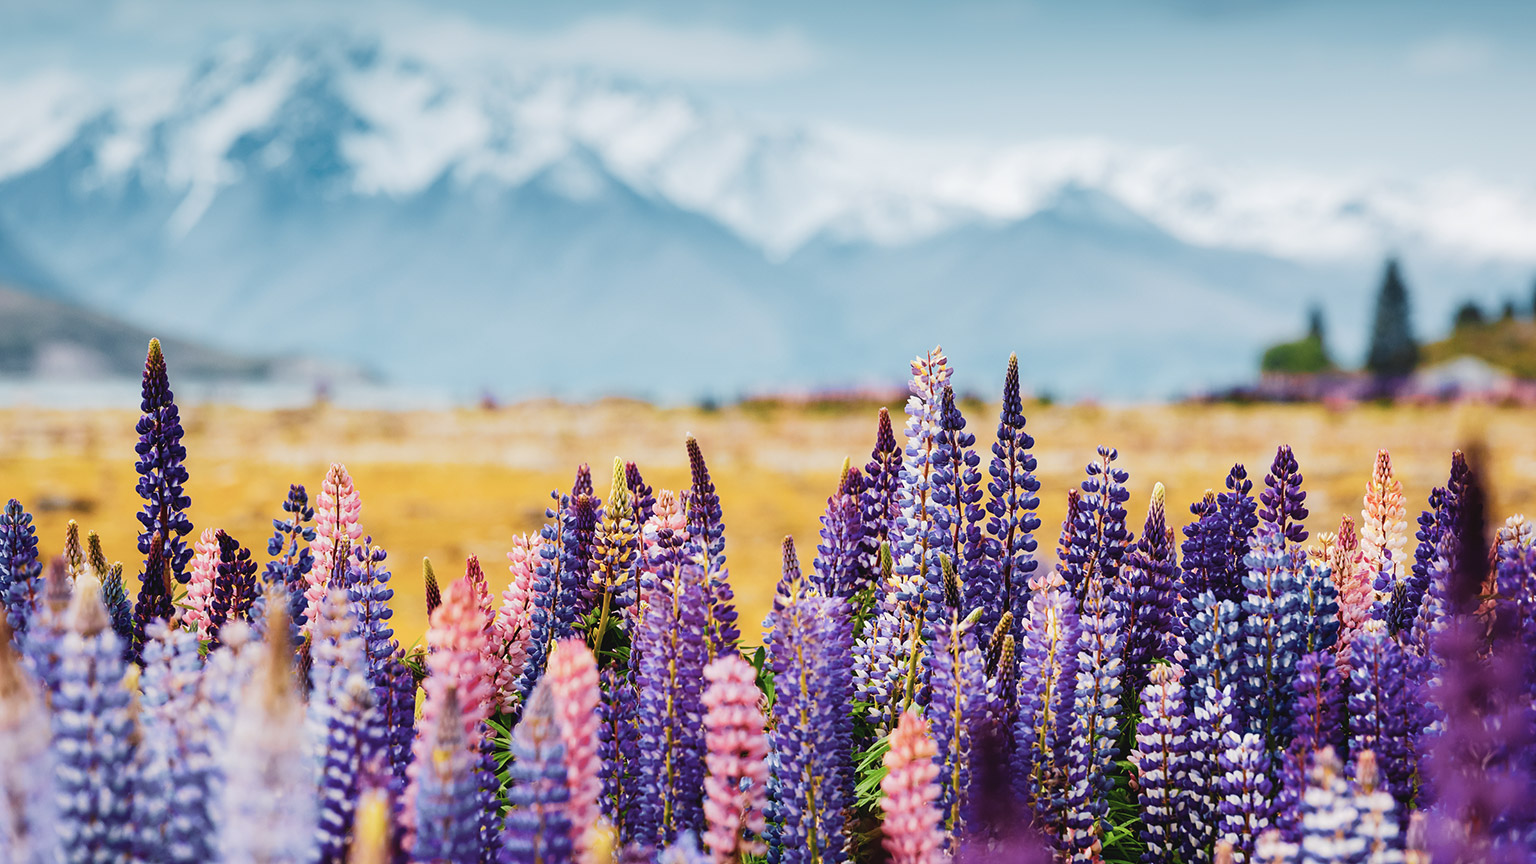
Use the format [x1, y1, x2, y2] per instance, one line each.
[765, 587, 855, 864]
[1297, 747, 1364, 864]
[984, 353, 1041, 634]
[926, 593, 990, 839]
[501, 684, 574, 864]
[1258, 445, 1308, 545]
[1216, 728, 1275, 861]
[264, 485, 316, 636]
[861, 406, 903, 569]
[1186, 683, 1237, 861]
[1011, 571, 1079, 836]
[599, 664, 641, 844]
[208, 530, 259, 647]
[133, 622, 215, 863]
[683, 438, 740, 657]
[133, 340, 194, 595]
[1059, 446, 1131, 603]
[1276, 650, 1345, 843]
[1132, 663, 1194, 864]
[1120, 483, 1180, 701]
[1239, 522, 1307, 745]
[0, 499, 42, 639]
[811, 482, 866, 602]
[307, 590, 375, 864]
[1347, 623, 1414, 812]
[343, 541, 397, 692]
[1063, 567, 1124, 859]
[54, 581, 135, 863]
[929, 386, 989, 634]
[415, 688, 483, 864]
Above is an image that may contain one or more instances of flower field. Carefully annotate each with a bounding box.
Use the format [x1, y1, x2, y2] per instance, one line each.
[1, 340, 1534, 862]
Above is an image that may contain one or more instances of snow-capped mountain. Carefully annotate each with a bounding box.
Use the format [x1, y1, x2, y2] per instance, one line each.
[0, 33, 1532, 399]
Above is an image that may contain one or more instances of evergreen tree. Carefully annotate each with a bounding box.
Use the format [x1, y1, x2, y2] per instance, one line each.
[1452, 301, 1485, 330]
[1365, 259, 1418, 378]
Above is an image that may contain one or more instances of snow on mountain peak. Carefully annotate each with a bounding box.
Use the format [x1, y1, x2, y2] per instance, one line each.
[3, 31, 1536, 264]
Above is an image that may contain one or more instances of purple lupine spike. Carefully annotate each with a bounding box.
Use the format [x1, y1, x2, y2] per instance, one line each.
[1297, 746, 1363, 864]
[1238, 521, 1307, 745]
[424, 558, 442, 619]
[625, 461, 656, 528]
[558, 493, 600, 640]
[1346, 623, 1416, 815]
[207, 530, 258, 648]
[134, 622, 216, 863]
[1131, 663, 1194, 864]
[1011, 570, 1080, 838]
[1183, 586, 1244, 711]
[1187, 684, 1238, 861]
[1258, 445, 1309, 545]
[1352, 750, 1402, 860]
[682, 438, 739, 656]
[0, 619, 59, 864]
[134, 340, 194, 591]
[22, 558, 70, 699]
[1216, 727, 1276, 861]
[1060, 446, 1132, 603]
[765, 587, 855, 864]
[1298, 553, 1341, 657]
[264, 485, 316, 637]
[633, 562, 711, 846]
[382, 651, 417, 811]
[0, 499, 42, 639]
[572, 463, 594, 499]
[476, 729, 499, 864]
[925, 599, 989, 840]
[862, 406, 904, 557]
[812, 482, 867, 601]
[984, 353, 1041, 633]
[415, 688, 482, 864]
[1181, 491, 1224, 604]
[307, 590, 375, 864]
[343, 541, 397, 691]
[1120, 483, 1180, 701]
[1275, 651, 1346, 843]
[928, 386, 989, 631]
[1063, 564, 1125, 858]
[54, 578, 135, 862]
[517, 494, 566, 701]
[599, 664, 641, 844]
[1426, 450, 1536, 860]
[1216, 465, 1261, 600]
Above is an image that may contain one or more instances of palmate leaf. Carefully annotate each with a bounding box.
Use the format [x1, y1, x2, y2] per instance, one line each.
[854, 729, 892, 810]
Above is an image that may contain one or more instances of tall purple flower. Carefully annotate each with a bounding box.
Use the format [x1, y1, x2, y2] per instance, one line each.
[625, 461, 657, 529]
[415, 688, 482, 864]
[344, 541, 397, 693]
[683, 438, 740, 656]
[134, 339, 194, 591]
[133, 621, 215, 864]
[765, 586, 855, 864]
[502, 683, 574, 864]
[264, 485, 316, 635]
[929, 386, 989, 632]
[1347, 622, 1415, 812]
[599, 664, 641, 843]
[559, 491, 600, 640]
[1120, 483, 1180, 700]
[984, 353, 1041, 634]
[1216, 727, 1276, 861]
[1063, 562, 1125, 858]
[0, 499, 42, 639]
[1011, 570, 1079, 835]
[633, 562, 711, 846]
[1276, 651, 1345, 843]
[1258, 445, 1308, 546]
[0, 618, 58, 864]
[1132, 663, 1194, 864]
[307, 591, 374, 864]
[862, 406, 903, 565]
[1059, 446, 1131, 603]
[926, 585, 990, 840]
[1238, 521, 1307, 745]
[207, 530, 258, 648]
[812, 475, 868, 602]
[1187, 684, 1238, 861]
[1297, 746, 1363, 863]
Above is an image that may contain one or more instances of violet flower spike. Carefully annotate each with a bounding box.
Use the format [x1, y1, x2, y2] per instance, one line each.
[984, 353, 1042, 636]
[502, 683, 575, 864]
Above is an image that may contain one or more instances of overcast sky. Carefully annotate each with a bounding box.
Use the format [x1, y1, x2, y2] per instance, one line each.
[4, 0, 1535, 182]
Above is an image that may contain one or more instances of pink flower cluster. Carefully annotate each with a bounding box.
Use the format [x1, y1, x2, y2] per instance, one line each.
[488, 534, 540, 713]
[546, 639, 603, 862]
[880, 709, 944, 864]
[304, 463, 362, 637]
[181, 527, 220, 640]
[701, 653, 768, 864]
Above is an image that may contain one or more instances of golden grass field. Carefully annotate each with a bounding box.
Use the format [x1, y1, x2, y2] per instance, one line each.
[2, 398, 1532, 645]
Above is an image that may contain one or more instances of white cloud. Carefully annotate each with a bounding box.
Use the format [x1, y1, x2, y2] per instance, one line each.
[1408, 34, 1495, 77]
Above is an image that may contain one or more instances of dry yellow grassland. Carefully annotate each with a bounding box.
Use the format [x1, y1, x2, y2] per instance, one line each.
[1, 399, 1531, 645]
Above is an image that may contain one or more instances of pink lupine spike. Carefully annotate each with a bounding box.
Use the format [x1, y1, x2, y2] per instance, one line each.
[638, 489, 689, 614]
[701, 653, 768, 864]
[880, 709, 945, 864]
[489, 534, 541, 713]
[1333, 514, 1373, 664]
[182, 527, 220, 639]
[304, 463, 362, 637]
[465, 555, 495, 624]
[546, 638, 603, 863]
[403, 575, 491, 848]
[1357, 449, 1406, 601]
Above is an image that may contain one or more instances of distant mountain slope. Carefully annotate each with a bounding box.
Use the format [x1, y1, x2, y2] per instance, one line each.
[0, 34, 1531, 398]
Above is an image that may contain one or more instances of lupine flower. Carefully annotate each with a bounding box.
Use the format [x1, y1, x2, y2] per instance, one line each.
[263, 485, 315, 650]
[811, 475, 866, 602]
[1239, 521, 1307, 745]
[766, 586, 854, 864]
[0, 619, 58, 864]
[307, 589, 375, 864]
[546, 639, 603, 862]
[1333, 515, 1375, 667]
[1063, 565, 1125, 859]
[929, 386, 988, 633]
[1186, 588, 1245, 700]
[1011, 569, 1079, 831]
[1216, 728, 1275, 862]
[1258, 445, 1309, 545]
[1189, 684, 1239, 861]
[1276, 651, 1345, 843]
[343, 541, 396, 695]
[413, 687, 480, 864]
[925, 588, 989, 838]
[305, 463, 363, 637]
[1132, 662, 1193, 864]
[1357, 449, 1407, 605]
[701, 653, 768, 863]
[133, 621, 216, 863]
[984, 353, 1042, 636]
[134, 339, 194, 593]
[1352, 750, 1402, 863]
[0, 499, 42, 639]
[1183, 465, 1259, 606]
[207, 530, 258, 647]
[22, 558, 71, 699]
[1346, 621, 1414, 810]
[491, 534, 540, 714]
[554, 477, 600, 642]
[502, 683, 574, 864]
[1060, 446, 1132, 603]
[381, 651, 417, 808]
[590, 459, 640, 652]
[599, 663, 641, 845]
[407, 574, 492, 847]
[184, 527, 221, 640]
[862, 406, 903, 568]
[425, 558, 442, 619]
[881, 709, 945, 864]
[852, 544, 907, 733]
[63, 519, 85, 583]
[53, 573, 135, 863]
[658, 833, 709, 864]
[1120, 483, 1180, 700]
[683, 438, 740, 657]
[1298, 746, 1364, 864]
[633, 562, 711, 846]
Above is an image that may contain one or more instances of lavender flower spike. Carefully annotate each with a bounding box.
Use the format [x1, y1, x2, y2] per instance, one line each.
[1131, 663, 1193, 864]
[134, 339, 194, 589]
[984, 353, 1042, 630]
[501, 682, 574, 864]
[0, 500, 42, 638]
[415, 687, 481, 864]
[0, 619, 58, 864]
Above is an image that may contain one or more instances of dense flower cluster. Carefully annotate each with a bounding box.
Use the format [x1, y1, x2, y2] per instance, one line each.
[0, 340, 1532, 864]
